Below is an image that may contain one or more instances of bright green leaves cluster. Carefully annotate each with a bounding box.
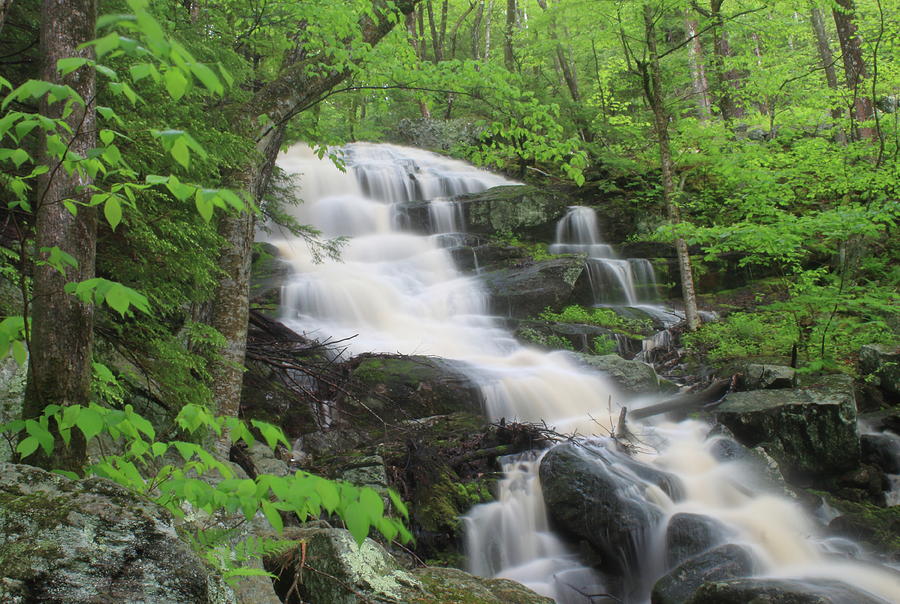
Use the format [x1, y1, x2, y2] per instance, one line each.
[64, 278, 150, 316]
[0, 317, 27, 364]
[0, 401, 412, 550]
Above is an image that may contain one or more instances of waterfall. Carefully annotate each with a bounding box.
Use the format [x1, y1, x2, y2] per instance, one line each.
[272, 143, 900, 604]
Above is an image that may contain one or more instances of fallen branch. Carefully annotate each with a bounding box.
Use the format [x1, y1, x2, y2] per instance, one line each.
[628, 377, 733, 420]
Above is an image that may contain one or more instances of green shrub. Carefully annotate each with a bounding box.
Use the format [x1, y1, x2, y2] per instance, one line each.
[539, 305, 652, 338]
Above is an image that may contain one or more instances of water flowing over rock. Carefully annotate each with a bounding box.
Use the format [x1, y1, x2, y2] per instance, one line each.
[664, 513, 733, 568]
[0, 463, 230, 603]
[715, 374, 860, 479]
[651, 544, 755, 604]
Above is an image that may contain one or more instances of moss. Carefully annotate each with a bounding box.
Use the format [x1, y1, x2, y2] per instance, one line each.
[815, 492, 900, 554]
[417, 471, 493, 534]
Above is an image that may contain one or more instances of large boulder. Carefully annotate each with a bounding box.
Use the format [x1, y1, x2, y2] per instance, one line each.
[539, 441, 680, 575]
[685, 577, 888, 604]
[573, 353, 675, 396]
[480, 255, 588, 318]
[651, 544, 754, 604]
[859, 344, 900, 398]
[345, 354, 484, 425]
[714, 374, 860, 480]
[737, 363, 797, 390]
[0, 356, 26, 462]
[455, 185, 572, 240]
[267, 527, 552, 604]
[0, 463, 230, 603]
[664, 513, 733, 568]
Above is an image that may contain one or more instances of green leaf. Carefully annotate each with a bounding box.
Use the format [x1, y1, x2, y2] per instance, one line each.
[171, 137, 189, 168]
[359, 488, 384, 522]
[16, 436, 39, 458]
[104, 195, 122, 230]
[261, 500, 283, 533]
[94, 32, 120, 57]
[387, 489, 409, 519]
[53, 469, 80, 480]
[11, 340, 26, 365]
[75, 407, 104, 442]
[344, 501, 370, 545]
[26, 419, 54, 455]
[194, 189, 213, 222]
[164, 69, 188, 101]
[57, 57, 90, 76]
[315, 479, 340, 514]
[189, 63, 223, 95]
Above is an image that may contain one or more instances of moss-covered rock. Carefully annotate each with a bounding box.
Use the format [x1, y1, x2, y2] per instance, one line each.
[456, 185, 572, 241]
[652, 544, 755, 604]
[409, 567, 554, 604]
[714, 374, 860, 480]
[859, 344, 900, 399]
[572, 353, 675, 396]
[0, 463, 230, 603]
[0, 356, 26, 463]
[686, 578, 888, 604]
[818, 493, 900, 557]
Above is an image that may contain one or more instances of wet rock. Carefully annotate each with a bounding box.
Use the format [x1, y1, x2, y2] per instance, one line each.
[346, 354, 484, 424]
[573, 353, 667, 396]
[714, 374, 860, 480]
[707, 430, 794, 497]
[737, 363, 796, 390]
[540, 441, 680, 575]
[268, 527, 551, 604]
[859, 344, 900, 398]
[456, 185, 572, 240]
[0, 463, 230, 603]
[665, 513, 732, 568]
[480, 255, 588, 318]
[652, 544, 754, 604]
[861, 433, 900, 474]
[685, 577, 887, 604]
[250, 242, 292, 312]
[246, 441, 291, 477]
[340, 455, 389, 495]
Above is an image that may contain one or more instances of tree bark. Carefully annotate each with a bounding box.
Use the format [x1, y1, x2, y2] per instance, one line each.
[449, 1, 477, 59]
[705, 0, 744, 120]
[504, 0, 516, 70]
[23, 0, 97, 472]
[484, 0, 494, 60]
[832, 0, 874, 139]
[472, 0, 483, 59]
[0, 0, 12, 36]
[809, 4, 846, 137]
[685, 15, 712, 120]
[642, 4, 701, 331]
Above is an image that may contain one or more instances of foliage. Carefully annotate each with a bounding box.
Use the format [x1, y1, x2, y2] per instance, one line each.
[0, 396, 412, 580]
[540, 305, 652, 338]
[682, 311, 796, 362]
[492, 230, 557, 261]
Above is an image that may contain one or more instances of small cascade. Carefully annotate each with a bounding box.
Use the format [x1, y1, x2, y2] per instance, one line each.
[859, 421, 900, 506]
[271, 143, 900, 604]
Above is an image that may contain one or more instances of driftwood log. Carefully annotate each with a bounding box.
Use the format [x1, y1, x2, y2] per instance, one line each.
[628, 377, 734, 420]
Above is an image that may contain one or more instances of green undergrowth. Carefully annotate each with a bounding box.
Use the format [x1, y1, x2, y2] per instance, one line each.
[539, 305, 652, 338]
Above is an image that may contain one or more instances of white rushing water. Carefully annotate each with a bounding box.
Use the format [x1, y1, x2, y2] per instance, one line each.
[271, 143, 900, 603]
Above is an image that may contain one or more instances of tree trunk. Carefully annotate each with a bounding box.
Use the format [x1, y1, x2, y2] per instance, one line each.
[23, 0, 97, 472]
[809, 5, 846, 136]
[504, 0, 516, 71]
[472, 1, 483, 59]
[642, 4, 701, 331]
[708, 0, 744, 120]
[449, 1, 477, 59]
[484, 0, 494, 59]
[0, 0, 12, 36]
[832, 0, 874, 139]
[685, 15, 712, 120]
[426, 1, 441, 61]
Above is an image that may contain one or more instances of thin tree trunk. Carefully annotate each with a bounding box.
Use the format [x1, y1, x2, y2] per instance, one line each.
[707, 0, 744, 120]
[484, 0, 494, 60]
[810, 5, 846, 138]
[426, 1, 442, 61]
[472, 1, 483, 59]
[438, 0, 448, 58]
[449, 1, 477, 59]
[23, 0, 97, 472]
[685, 15, 712, 120]
[504, 0, 516, 71]
[642, 4, 701, 331]
[832, 0, 874, 139]
[0, 0, 12, 36]
[406, 11, 432, 117]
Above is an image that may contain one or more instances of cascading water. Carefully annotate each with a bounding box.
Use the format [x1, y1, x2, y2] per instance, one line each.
[271, 143, 900, 604]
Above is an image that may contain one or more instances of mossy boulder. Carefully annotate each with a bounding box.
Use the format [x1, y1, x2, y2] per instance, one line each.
[345, 354, 484, 425]
[686, 578, 888, 604]
[0, 463, 230, 603]
[714, 374, 860, 480]
[573, 353, 676, 396]
[664, 513, 733, 568]
[268, 527, 551, 604]
[480, 255, 588, 319]
[859, 344, 900, 399]
[652, 544, 755, 604]
[455, 185, 571, 240]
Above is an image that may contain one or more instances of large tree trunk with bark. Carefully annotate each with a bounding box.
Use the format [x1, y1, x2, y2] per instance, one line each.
[642, 4, 701, 331]
[809, 4, 846, 140]
[831, 0, 874, 139]
[685, 15, 712, 120]
[23, 0, 97, 472]
[706, 0, 744, 121]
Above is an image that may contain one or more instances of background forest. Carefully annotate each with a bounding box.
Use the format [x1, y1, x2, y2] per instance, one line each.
[0, 0, 898, 599]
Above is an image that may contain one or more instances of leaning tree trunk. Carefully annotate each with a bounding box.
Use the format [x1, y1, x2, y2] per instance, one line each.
[642, 3, 701, 331]
[832, 0, 874, 140]
[809, 5, 846, 140]
[23, 0, 97, 472]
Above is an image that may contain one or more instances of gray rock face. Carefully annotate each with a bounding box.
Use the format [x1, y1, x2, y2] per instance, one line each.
[573, 353, 666, 396]
[685, 577, 888, 604]
[664, 513, 732, 568]
[0, 463, 230, 604]
[861, 433, 900, 474]
[540, 441, 680, 575]
[0, 356, 26, 462]
[738, 363, 796, 390]
[268, 527, 552, 604]
[859, 344, 900, 397]
[456, 185, 572, 240]
[652, 544, 754, 604]
[480, 255, 587, 318]
[714, 374, 860, 479]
